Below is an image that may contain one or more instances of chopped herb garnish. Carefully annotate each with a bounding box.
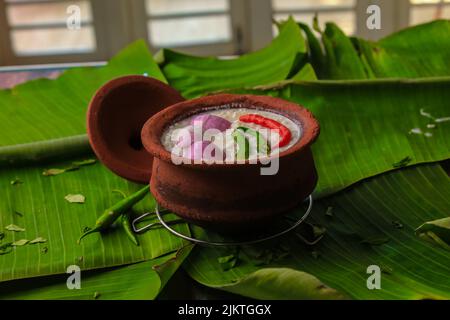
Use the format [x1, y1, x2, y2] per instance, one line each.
[218, 254, 238, 271]
[43, 166, 79, 176]
[361, 236, 390, 246]
[112, 189, 127, 198]
[325, 206, 333, 217]
[312, 224, 327, 238]
[43, 168, 67, 176]
[14, 210, 24, 217]
[12, 239, 29, 246]
[43, 159, 96, 177]
[392, 220, 404, 229]
[10, 178, 23, 185]
[29, 237, 47, 244]
[392, 156, 412, 168]
[82, 226, 91, 234]
[420, 108, 435, 120]
[380, 264, 393, 275]
[0, 242, 12, 255]
[5, 224, 25, 232]
[409, 128, 422, 135]
[65, 194, 86, 204]
[72, 159, 96, 167]
[435, 116, 450, 123]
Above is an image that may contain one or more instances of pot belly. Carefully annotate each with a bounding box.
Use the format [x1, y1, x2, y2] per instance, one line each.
[149, 148, 317, 232]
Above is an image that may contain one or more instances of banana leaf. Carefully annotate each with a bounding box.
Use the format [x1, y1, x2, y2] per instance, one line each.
[320, 22, 368, 79]
[184, 21, 450, 299]
[0, 40, 164, 147]
[237, 78, 450, 197]
[0, 245, 192, 300]
[356, 20, 450, 78]
[185, 163, 450, 299]
[0, 41, 190, 283]
[416, 217, 450, 251]
[158, 17, 306, 98]
[311, 20, 450, 79]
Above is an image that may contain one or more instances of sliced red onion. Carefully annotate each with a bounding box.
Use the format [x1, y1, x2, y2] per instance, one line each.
[175, 126, 194, 148]
[183, 141, 223, 161]
[191, 114, 231, 132]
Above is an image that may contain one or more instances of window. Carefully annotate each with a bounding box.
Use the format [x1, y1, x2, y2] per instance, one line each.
[0, 0, 110, 65]
[143, 0, 245, 56]
[410, 0, 450, 25]
[1, 0, 449, 66]
[271, 0, 357, 35]
[6, 0, 95, 56]
[146, 0, 231, 47]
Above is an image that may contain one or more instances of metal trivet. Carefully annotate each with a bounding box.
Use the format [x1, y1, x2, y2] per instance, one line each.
[132, 195, 313, 247]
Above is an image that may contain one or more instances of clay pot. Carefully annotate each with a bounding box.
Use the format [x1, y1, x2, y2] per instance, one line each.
[141, 94, 320, 232]
[87, 76, 184, 183]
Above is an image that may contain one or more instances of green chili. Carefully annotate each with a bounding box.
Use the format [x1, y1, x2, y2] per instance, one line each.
[121, 213, 139, 246]
[78, 186, 148, 243]
[236, 126, 271, 156]
[232, 129, 250, 161]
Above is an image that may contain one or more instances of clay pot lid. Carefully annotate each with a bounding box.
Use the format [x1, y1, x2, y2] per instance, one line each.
[87, 75, 185, 183]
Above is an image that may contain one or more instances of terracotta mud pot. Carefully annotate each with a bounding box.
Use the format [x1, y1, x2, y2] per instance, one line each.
[141, 94, 320, 232]
[87, 76, 184, 183]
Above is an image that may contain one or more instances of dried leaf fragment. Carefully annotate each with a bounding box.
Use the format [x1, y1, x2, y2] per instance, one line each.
[392, 156, 412, 168]
[5, 224, 25, 232]
[29, 237, 47, 244]
[12, 239, 29, 246]
[65, 194, 85, 204]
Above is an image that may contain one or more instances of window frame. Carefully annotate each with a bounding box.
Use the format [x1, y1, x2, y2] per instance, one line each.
[0, 0, 111, 66]
[132, 0, 254, 56]
[1, 0, 448, 67]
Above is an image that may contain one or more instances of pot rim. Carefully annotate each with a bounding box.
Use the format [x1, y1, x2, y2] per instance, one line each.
[141, 93, 320, 169]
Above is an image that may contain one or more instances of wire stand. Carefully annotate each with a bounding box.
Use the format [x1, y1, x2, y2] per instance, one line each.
[132, 195, 313, 247]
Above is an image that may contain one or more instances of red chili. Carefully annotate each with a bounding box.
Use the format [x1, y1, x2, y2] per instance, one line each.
[239, 114, 292, 147]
